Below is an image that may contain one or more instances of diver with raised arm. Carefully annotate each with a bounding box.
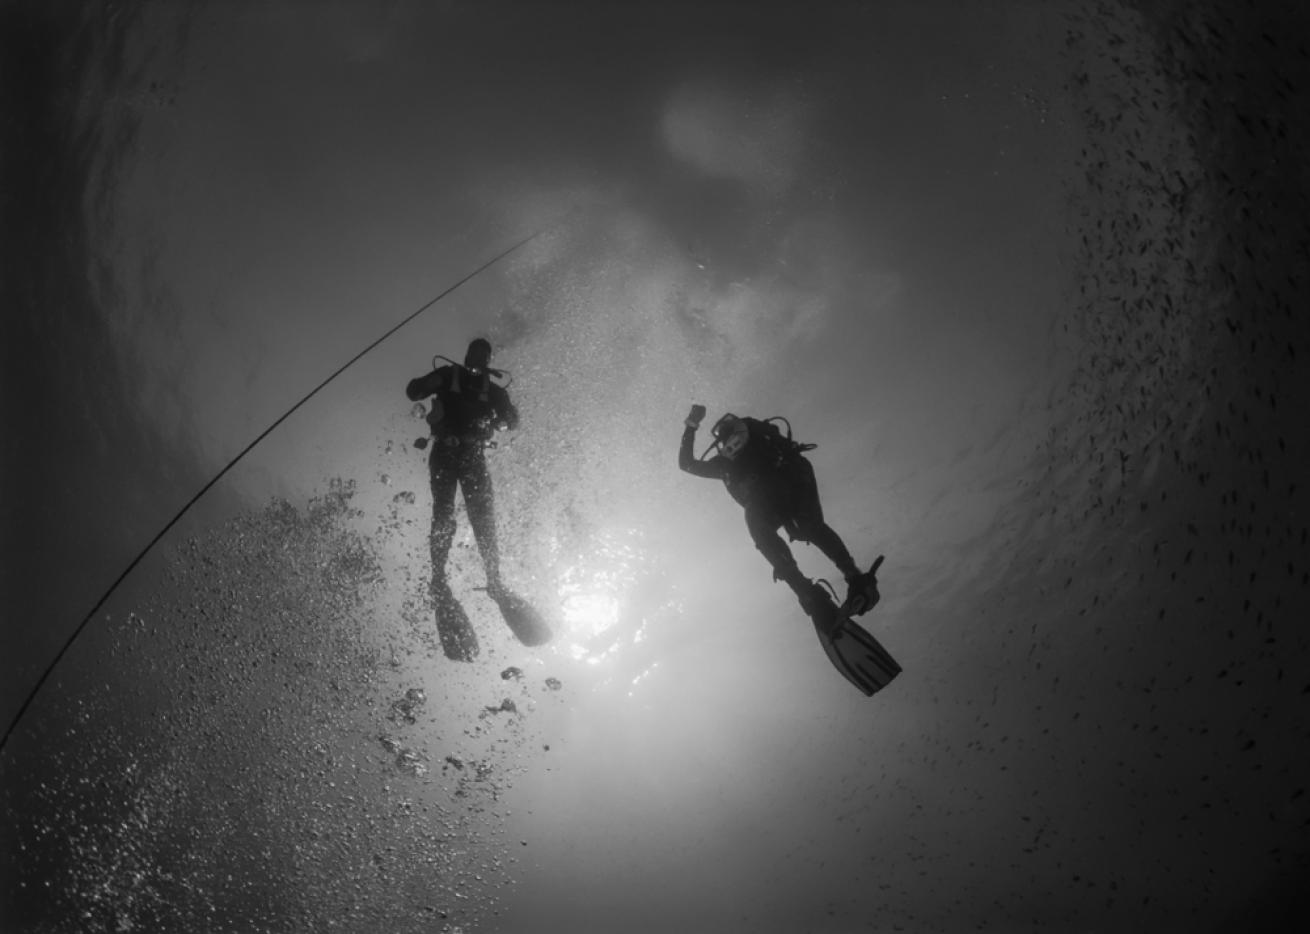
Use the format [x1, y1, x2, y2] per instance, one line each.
[679, 404, 898, 695]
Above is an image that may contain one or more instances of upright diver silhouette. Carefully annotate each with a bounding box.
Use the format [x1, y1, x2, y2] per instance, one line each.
[406, 338, 550, 660]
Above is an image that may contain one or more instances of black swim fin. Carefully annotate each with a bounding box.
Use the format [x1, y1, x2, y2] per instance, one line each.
[433, 581, 479, 662]
[487, 587, 553, 647]
[814, 614, 901, 696]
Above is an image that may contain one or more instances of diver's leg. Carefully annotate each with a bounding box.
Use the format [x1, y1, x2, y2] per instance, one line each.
[428, 451, 459, 582]
[745, 506, 800, 584]
[459, 451, 503, 593]
[798, 517, 879, 613]
[429, 450, 480, 660]
[458, 451, 551, 645]
[782, 457, 880, 612]
[797, 520, 861, 580]
[745, 506, 836, 625]
[784, 458, 861, 580]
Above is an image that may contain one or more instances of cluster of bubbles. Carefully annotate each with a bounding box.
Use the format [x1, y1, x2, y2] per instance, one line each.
[0, 480, 570, 932]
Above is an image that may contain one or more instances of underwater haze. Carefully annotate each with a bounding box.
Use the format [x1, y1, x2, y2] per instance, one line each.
[2, 0, 1309, 931]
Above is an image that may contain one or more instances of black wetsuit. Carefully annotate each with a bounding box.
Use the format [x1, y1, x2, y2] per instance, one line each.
[406, 365, 518, 589]
[678, 418, 858, 595]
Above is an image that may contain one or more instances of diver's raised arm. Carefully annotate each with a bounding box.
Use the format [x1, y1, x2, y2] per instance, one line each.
[678, 404, 723, 478]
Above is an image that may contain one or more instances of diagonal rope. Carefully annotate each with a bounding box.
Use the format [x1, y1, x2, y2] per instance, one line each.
[0, 225, 549, 755]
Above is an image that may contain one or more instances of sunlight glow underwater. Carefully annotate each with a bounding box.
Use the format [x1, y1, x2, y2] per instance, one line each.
[554, 530, 648, 667]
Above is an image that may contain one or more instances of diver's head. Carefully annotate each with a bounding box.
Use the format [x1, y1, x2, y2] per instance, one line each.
[464, 338, 492, 374]
[713, 414, 749, 460]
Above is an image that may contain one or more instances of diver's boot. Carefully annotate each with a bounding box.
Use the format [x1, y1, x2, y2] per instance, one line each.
[843, 557, 883, 617]
[798, 582, 840, 633]
[777, 568, 839, 633]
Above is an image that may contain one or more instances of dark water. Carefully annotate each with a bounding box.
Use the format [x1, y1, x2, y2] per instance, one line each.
[3, 1, 1310, 932]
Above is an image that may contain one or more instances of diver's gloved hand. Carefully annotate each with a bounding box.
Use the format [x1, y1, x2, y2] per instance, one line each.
[685, 404, 706, 429]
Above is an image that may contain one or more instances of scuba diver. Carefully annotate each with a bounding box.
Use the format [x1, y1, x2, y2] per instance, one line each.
[678, 404, 899, 696]
[406, 338, 549, 660]
[678, 405, 881, 630]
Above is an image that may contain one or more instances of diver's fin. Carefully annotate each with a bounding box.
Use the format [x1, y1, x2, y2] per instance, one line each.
[433, 581, 479, 662]
[487, 587, 553, 647]
[813, 613, 901, 697]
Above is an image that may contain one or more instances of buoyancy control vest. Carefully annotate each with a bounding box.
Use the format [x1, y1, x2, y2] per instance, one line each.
[427, 366, 496, 440]
[714, 416, 816, 508]
[447, 366, 491, 403]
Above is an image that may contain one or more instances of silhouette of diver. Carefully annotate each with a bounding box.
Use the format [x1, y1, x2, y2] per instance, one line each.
[678, 404, 880, 628]
[406, 338, 549, 659]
